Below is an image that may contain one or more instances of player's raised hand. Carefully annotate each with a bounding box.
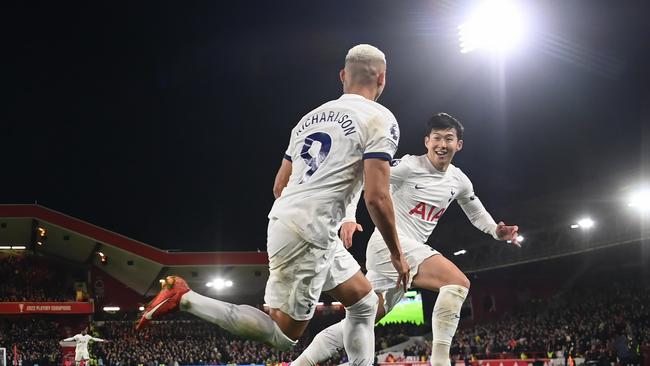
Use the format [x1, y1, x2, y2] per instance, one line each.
[496, 221, 521, 247]
[390, 252, 410, 292]
[340, 221, 363, 249]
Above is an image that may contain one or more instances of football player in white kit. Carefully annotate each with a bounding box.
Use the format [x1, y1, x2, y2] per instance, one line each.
[61, 329, 108, 366]
[291, 113, 521, 366]
[136, 44, 409, 366]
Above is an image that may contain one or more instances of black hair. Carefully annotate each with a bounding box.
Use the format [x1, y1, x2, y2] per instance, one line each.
[425, 113, 464, 140]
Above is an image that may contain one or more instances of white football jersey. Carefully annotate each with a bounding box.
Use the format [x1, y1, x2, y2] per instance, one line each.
[71, 334, 94, 353]
[366, 154, 497, 249]
[269, 94, 400, 247]
[380, 154, 473, 244]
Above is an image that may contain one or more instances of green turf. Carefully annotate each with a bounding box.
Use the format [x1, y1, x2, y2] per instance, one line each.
[377, 300, 424, 325]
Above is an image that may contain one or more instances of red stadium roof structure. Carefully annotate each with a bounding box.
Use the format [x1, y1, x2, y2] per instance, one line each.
[0, 204, 269, 300]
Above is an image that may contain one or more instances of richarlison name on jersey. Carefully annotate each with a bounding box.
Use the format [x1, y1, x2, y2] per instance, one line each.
[295, 111, 357, 137]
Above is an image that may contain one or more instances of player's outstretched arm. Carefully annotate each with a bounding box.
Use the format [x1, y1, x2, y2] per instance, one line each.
[363, 158, 409, 290]
[273, 158, 292, 199]
[458, 195, 521, 247]
[61, 336, 75, 342]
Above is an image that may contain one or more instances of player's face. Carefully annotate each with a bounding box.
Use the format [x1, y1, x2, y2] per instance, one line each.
[425, 128, 463, 169]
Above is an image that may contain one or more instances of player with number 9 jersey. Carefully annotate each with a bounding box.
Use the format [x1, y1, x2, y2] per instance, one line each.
[269, 93, 399, 248]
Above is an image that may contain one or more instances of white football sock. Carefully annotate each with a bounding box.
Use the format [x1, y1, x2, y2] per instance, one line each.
[292, 320, 345, 366]
[180, 290, 296, 351]
[430, 285, 469, 366]
[343, 291, 378, 366]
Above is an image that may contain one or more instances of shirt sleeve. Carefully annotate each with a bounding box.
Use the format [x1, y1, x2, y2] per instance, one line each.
[362, 112, 399, 161]
[341, 188, 363, 224]
[389, 155, 412, 189]
[63, 337, 75, 342]
[283, 131, 295, 162]
[456, 172, 498, 239]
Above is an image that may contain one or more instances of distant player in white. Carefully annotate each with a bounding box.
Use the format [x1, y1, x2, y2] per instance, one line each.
[292, 113, 520, 366]
[137, 44, 409, 366]
[61, 329, 107, 366]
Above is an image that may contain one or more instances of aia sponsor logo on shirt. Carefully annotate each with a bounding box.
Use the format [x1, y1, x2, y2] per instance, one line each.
[409, 202, 446, 222]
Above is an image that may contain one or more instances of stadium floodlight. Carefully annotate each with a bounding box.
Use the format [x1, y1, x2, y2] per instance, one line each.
[458, 0, 526, 54]
[453, 249, 467, 256]
[628, 188, 650, 212]
[0, 245, 27, 250]
[138, 306, 145, 311]
[577, 218, 595, 229]
[570, 224, 580, 229]
[103, 306, 120, 312]
[208, 278, 234, 290]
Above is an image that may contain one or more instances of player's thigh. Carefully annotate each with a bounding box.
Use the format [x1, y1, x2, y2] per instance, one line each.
[264, 218, 335, 325]
[367, 236, 437, 290]
[323, 241, 371, 307]
[411, 254, 470, 291]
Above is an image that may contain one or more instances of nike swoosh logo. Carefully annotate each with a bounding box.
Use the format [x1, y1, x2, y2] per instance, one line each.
[144, 298, 170, 320]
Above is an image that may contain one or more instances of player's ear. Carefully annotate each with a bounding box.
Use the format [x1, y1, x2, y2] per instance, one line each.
[339, 69, 346, 85]
[377, 71, 386, 88]
[457, 139, 463, 151]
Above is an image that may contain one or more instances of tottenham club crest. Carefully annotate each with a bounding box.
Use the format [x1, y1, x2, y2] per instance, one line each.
[390, 123, 399, 141]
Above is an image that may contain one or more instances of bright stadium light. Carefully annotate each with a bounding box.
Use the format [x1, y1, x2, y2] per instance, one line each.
[208, 278, 232, 290]
[103, 306, 120, 312]
[0, 245, 27, 250]
[506, 235, 524, 244]
[453, 249, 467, 256]
[458, 0, 527, 54]
[139, 306, 145, 311]
[577, 218, 595, 229]
[628, 187, 650, 212]
[570, 224, 580, 229]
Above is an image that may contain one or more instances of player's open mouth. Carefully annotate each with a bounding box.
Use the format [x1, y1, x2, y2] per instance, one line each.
[435, 151, 447, 157]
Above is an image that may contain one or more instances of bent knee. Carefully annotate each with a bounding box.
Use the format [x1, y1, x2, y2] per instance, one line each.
[460, 275, 470, 290]
[346, 290, 378, 318]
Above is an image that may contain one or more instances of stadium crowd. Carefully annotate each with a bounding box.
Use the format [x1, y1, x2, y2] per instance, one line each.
[0, 255, 78, 302]
[447, 282, 649, 365]
[1, 317, 62, 366]
[2, 312, 414, 366]
[2, 259, 647, 366]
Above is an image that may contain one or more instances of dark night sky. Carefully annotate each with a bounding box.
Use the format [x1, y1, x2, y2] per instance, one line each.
[3, 1, 649, 255]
